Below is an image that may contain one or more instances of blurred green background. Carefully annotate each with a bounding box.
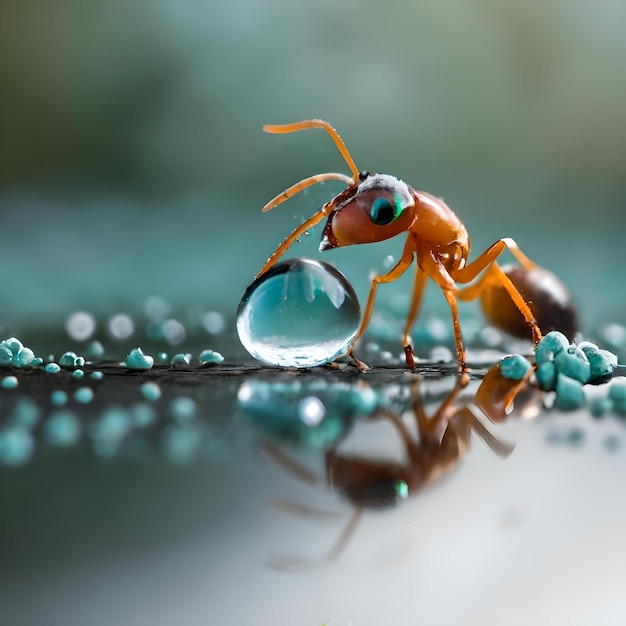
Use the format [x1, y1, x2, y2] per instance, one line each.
[1, 0, 625, 331]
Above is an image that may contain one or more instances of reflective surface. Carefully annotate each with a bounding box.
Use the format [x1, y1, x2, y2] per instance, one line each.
[2, 353, 626, 626]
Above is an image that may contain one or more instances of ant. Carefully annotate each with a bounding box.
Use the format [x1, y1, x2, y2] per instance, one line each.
[257, 119, 554, 374]
[260, 362, 539, 571]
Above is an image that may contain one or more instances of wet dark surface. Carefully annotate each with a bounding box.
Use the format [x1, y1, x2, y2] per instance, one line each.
[2, 337, 626, 625]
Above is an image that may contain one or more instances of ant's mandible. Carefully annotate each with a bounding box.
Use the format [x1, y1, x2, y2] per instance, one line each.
[257, 119, 543, 374]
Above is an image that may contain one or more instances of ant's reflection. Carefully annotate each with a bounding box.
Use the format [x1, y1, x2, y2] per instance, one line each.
[238, 364, 541, 571]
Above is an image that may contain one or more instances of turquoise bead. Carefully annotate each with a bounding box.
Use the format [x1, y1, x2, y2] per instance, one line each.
[589, 396, 613, 418]
[536, 361, 557, 391]
[579, 342, 618, 383]
[554, 374, 586, 411]
[608, 380, 626, 415]
[199, 349, 224, 365]
[44, 411, 81, 447]
[499, 354, 532, 380]
[171, 353, 191, 366]
[126, 347, 154, 370]
[74, 387, 94, 404]
[0, 347, 13, 365]
[535, 331, 569, 365]
[1, 376, 18, 389]
[140, 381, 162, 402]
[51, 390, 68, 406]
[554, 348, 591, 383]
[59, 351, 79, 368]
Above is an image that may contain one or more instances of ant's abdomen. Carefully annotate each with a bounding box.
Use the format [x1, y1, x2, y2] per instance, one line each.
[480, 264, 579, 340]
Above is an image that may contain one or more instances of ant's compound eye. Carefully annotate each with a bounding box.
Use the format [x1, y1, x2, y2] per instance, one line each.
[369, 197, 399, 225]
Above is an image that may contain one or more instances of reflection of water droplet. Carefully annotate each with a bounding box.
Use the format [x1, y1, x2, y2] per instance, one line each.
[237, 258, 360, 367]
[298, 396, 326, 426]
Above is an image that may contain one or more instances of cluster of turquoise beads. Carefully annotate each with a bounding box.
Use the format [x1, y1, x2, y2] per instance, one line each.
[499, 331, 620, 412]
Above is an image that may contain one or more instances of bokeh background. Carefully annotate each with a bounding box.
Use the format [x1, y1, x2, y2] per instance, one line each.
[1, 0, 625, 329]
[2, 1, 626, 625]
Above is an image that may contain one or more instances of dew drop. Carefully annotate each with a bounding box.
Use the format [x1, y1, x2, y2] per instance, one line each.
[108, 313, 134, 340]
[237, 258, 360, 367]
[66, 311, 96, 341]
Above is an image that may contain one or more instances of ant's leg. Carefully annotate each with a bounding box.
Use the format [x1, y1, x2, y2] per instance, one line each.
[459, 405, 516, 458]
[418, 254, 472, 378]
[454, 238, 536, 283]
[442, 288, 470, 376]
[402, 268, 428, 368]
[409, 376, 465, 443]
[452, 238, 542, 345]
[455, 263, 542, 346]
[258, 441, 319, 485]
[268, 508, 364, 572]
[256, 203, 334, 278]
[374, 408, 422, 459]
[270, 500, 341, 519]
[347, 236, 415, 364]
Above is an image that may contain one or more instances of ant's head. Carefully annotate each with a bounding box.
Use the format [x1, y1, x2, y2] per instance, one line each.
[319, 174, 415, 251]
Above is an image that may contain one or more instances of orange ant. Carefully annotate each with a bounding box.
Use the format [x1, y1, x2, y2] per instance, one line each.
[257, 119, 548, 374]
[261, 363, 539, 570]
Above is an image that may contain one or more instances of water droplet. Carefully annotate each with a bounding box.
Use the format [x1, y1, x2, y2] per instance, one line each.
[66, 311, 96, 341]
[143, 296, 171, 319]
[74, 387, 94, 404]
[236, 258, 360, 368]
[202, 311, 225, 335]
[108, 313, 134, 340]
[161, 319, 186, 345]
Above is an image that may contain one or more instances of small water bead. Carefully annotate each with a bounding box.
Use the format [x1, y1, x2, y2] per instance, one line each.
[140, 381, 162, 402]
[0, 427, 34, 467]
[108, 313, 135, 340]
[202, 311, 225, 335]
[0, 347, 13, 365]
[87, 341, 105, 359]
[170, 396, 196, 423]
[74, 387, 94, 404]
[126, 347, 154, 370]
[14, 347, 35, 367]
[66, 311, 96, 341]
[12, 398, 41, 429]
[199, 349, 224, 365]
[237, 258, 361, 368]
[51, 390, 68, 406]
[44, 411, 81, 447]
[131, 403, 157, 427]
[59, 351, 83, 368]
[1, 376, 18, 389]
[171, 353, 191, 366]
